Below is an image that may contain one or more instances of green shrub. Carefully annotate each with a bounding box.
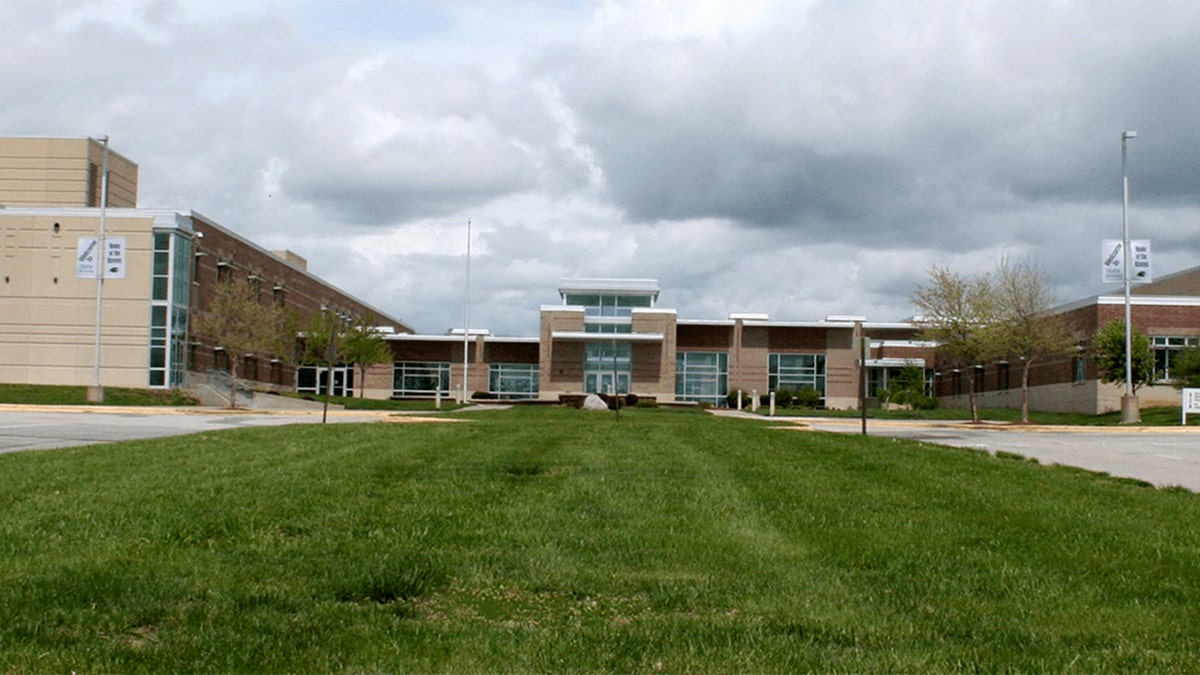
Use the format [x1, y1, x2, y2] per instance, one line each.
[793, 387, 822, 409]
[726, 390, 746, 408]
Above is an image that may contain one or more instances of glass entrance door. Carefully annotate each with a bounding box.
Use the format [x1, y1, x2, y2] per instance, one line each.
[297, 365, 354, 397]
[585, 371, 629, 395]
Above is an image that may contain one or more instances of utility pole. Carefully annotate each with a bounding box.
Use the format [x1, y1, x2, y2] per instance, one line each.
[87, 136, 110, 403]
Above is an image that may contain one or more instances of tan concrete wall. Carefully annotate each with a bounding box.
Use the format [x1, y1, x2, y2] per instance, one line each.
[0, 137, 137, 208]
[824, 327, 858, 409]
[729, 323, 769, 398]
[0, 213, 154, 387]
[538, 308, 585, 399]
[631, 310, 676, 399]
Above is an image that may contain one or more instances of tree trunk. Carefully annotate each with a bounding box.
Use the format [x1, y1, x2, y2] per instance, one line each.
[968, 367, 980, 423]
[229, 359, 239, 410]
[358, 364, 366, 398]
[1020, 359, 1032, 424]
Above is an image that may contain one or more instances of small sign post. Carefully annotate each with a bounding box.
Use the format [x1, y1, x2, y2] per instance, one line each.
[1182, 388, 1200, 425]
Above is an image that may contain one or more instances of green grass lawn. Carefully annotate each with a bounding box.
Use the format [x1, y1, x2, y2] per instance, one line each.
[284, 392, 468, 412]
[0, 384, 199, 406]
[1, 407, 1198, 672]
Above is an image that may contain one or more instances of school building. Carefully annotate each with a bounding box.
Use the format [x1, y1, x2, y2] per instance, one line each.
[4, 136, 1198, 412]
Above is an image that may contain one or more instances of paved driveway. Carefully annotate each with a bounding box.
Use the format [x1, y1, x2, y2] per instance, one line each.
[774, 415, 1200, 491]
[0, 406, 419, 454]
[708, 410, 1200, 491]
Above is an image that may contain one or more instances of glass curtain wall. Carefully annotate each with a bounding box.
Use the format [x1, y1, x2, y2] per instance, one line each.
[563, 293, 652, 317]
[584, 342, 630, 394]
[149, 231, 191, 388]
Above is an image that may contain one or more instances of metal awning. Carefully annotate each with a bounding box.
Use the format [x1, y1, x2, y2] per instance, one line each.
[865, 358, 927, 368]
[550, 331, 664, 343]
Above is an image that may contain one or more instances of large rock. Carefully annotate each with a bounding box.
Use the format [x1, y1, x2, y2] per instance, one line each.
[581, 394, 610, 411]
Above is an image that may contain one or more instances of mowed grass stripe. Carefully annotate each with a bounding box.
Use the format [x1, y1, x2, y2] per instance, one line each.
[0, 406, 1198, 672]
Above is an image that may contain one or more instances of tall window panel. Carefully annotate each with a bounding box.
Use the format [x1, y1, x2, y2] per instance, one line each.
[148, 231, 191, 388]
[768, 353, 826, 395]
[489, 363, 539, 399]
[676, 352, 728, 405]
[1152, 336, 1200, 382]
[393, 362, 451, 397]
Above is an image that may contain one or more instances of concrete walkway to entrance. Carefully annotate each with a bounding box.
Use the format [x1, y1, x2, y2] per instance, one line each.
[0, 404, 455, 454]
[709, 409, 1200, 492]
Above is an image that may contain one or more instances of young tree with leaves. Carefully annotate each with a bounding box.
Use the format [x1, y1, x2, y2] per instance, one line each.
[911, 266, 998, 423]
[1170, 348, 1200, 390]
[194, 281, 294, 408]
[300, 310, 345, 371]
[1091, 319, 1155, 394]
[992, 257, 1077, 423]
[342, 316, 394, 398]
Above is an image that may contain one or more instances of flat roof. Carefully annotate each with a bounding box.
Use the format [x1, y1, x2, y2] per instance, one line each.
[558, 278, 660, 297]
[550, 331, 664, 343]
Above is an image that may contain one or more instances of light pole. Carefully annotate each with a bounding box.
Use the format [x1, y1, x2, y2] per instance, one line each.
[1120, 130, 1139, 424]
[87, 136, 110, 403]
[462, 217, 471, 404]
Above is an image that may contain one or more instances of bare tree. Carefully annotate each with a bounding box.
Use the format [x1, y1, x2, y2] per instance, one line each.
[194, 281, 294, 408]
[992, 257, 1077, 423]
[911, 266, 998, 423]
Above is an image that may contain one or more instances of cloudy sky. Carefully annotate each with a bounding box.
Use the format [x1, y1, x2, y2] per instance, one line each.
[5, 0, 1198, 334]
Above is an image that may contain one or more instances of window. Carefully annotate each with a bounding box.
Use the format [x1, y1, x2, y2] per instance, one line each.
[216, 260, 232, 283]
[997, 362, 1010, 390]
[87, 163, 99, 207]
[585, 342, 631, 394]
[213, 349, 229, 374]
[1151, 336, 1200, 382]
[148, 231, 190, 388]
[565, 293, 653, 318]
[273, 285, 286, 307]
[489, 363, 539, 399]
[243, 356, 259, 382]
[393, 361, 450, 397]
[867, 367, 933, 398]
[768, 353, 826, 395]
[585, 323, 632, 334]
[676, 352, 728, 405]
[297, 365, 353, 396]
